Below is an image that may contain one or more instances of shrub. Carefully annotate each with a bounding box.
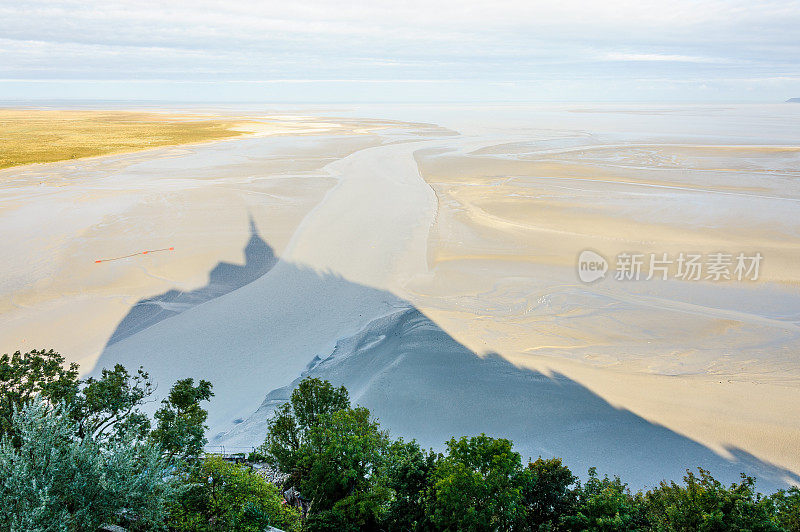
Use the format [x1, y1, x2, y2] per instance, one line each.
[167, 455, 300, 531]
[0, 400, 174, 531]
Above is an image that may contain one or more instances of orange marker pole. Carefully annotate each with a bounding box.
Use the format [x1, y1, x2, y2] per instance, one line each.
[94, 246, 175, 263]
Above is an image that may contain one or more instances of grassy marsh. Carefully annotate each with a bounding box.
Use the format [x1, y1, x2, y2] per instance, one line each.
[0, 109, 249, 169]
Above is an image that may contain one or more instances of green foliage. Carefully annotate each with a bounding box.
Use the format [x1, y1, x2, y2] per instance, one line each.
[259, 378, 800, 531]
[426, 434, 527, 531]
[151, 378, 213, 460]
[291, 377, 351, 432]
[261, 378, 390, 529]
[0, 349, 220, 531]
[564, 467, 644, 531]
[305, 488, 391, 532]
[167, 455, 300, 531]
[0, 400, 174, 532]
[0, 350, 156, 446]
[73, 363, 154, 442]
[4, 361, 800, 532]
[247, 448, 269, 462]
[0, 349, 80, 442]
[642, 468, 781, 531]
[380, 438, 441, 531]
[301, 406, 390, 527]
[518, 457, 578, 531]
[262, 377, 350, 483]
[771, 486, 800, 531]
[262, 401, 302, 477]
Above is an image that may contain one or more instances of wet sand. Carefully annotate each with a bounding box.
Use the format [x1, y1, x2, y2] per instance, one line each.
[0, 112, 437, 366]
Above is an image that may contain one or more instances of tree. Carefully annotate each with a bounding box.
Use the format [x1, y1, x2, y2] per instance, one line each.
[261, 378, 389, 529]
[518, 457, 578, 531]
[427, 434, 526, 531]
[73, 363, 154, 442]
[0, 350, 238, 530]
[261, 377, 350, 484]
[291, 377, 350, 431]
[563, 467, 644, 531]
[1, 351, 157, 446]
[151, 378, 213, 459]
[0, 399, 174, 532]
[380, 438, 441, 531]
[642, 468, 781, 531]
[301, 407, 389, 514]
[0, 349, 79, 441]
[770, 486, 800, 531]
[167, 455, 300, 532]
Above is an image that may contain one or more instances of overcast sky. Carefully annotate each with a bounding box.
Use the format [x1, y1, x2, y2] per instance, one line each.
[1, 0, 799, 102]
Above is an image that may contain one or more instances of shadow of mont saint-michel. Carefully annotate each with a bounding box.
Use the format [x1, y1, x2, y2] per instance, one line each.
[106, 217, 278, 345]
[93, 217, 800, 492]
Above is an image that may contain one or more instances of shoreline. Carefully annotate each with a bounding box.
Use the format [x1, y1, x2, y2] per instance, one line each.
[0, 108, 400, 172]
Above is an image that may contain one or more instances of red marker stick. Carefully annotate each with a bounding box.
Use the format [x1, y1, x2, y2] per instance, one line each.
[94, 247, 175, 263]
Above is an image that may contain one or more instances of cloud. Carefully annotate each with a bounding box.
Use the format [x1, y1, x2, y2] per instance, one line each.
[601, 53, 727, 64]
[0, 0, 799, 100]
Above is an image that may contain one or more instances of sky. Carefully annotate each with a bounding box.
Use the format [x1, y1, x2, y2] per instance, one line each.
[1, 0, 799, 102]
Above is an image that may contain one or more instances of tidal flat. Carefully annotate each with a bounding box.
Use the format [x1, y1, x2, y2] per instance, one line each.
[1, 103, 799, 488]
